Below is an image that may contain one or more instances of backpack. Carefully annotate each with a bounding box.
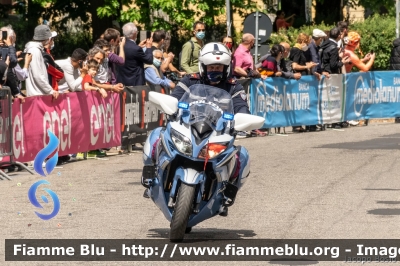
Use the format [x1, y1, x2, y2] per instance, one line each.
[179, 40, 194, 71]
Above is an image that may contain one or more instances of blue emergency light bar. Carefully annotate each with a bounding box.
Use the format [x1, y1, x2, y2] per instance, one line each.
[223, 113, 234, 120]
[178, 102, 189, 109]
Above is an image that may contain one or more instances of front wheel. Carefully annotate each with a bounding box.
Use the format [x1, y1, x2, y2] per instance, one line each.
[170, 183, 196, 242]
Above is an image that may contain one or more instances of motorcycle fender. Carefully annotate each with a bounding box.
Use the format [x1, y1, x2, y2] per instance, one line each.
[169, 167, 204, 200]
[175, 167, 204, 185]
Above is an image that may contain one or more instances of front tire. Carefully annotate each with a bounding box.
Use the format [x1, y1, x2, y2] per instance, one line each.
[170, 183, 196, 242]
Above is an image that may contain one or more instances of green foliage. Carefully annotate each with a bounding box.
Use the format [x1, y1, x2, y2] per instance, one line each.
[97, 0, 257, 31]
[269, 14, 396, 70]
[51, 31, 93, 60]
[350, 14, 396, 70]
[0, 17, 92, 60]
[346, 0, 395, 15]
[269, 22, 334, 47]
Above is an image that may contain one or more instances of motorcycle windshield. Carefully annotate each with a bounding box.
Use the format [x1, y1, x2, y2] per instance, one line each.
[179, 84, 234, 130]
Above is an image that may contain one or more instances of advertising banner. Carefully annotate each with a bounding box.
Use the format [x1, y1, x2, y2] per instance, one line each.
[5, 91, 121, 163]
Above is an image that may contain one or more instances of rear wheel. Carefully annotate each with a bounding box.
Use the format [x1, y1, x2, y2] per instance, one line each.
[170, 183, 196, 242]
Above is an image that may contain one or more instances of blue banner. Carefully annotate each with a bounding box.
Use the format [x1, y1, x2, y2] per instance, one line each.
[250, 71, 400, 128]
[250, 76, 321, 128]
[345, 71, 400, 120]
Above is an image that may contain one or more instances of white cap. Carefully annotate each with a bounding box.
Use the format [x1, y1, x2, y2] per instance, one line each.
[312, 29, 327, 38]
[51, 31, 57, 38]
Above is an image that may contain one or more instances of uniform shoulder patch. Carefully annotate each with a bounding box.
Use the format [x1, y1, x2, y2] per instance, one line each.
[240, 92, 247, 101]
[189, 73, 200, 79]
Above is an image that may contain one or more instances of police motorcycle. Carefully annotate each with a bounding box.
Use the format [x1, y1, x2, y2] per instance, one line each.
[141, 84, 264, 241]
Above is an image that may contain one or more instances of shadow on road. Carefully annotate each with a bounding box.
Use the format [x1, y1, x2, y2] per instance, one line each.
[127, 181, 141, 185]
[120, 169, 142, 173]
[363, 188, 400, 191]
[147, 228, 256, 240]
[367, 208, 400, 215]
[376, 201, 400, 204]
[317, 133, 400, 150]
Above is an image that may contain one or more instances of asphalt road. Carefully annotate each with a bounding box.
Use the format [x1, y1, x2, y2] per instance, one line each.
[2, 123, 400, 266]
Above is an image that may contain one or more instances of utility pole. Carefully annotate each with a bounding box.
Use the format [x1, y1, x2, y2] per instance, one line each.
[226, 0, 231, 36]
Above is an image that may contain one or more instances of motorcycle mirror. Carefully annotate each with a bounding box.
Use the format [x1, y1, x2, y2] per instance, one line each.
[149, 91, 178, 115]
[234, 113, 265, 131]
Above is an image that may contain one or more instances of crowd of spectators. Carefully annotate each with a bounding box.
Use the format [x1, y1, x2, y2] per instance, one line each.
[0, 14, 391, 148]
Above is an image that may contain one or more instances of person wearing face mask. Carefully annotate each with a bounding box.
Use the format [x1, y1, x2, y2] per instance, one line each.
[289, 33, 318, 77]
[144, 49, 175, 90]
[221, 36, 236, 76]
[304, 29, 330, 80]
[303, 29, 330, 132]
[171, 42, 249, 114]
[144, 43, 251, 210]
[179, 21, 205, 74]
[42, 30, 64, 92]
[24, 25, 59, 99]
[233, 33, 261, 79]
[221, 36, 236, 54]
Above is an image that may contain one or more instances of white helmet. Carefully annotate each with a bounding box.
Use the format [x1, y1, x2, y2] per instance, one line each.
[198, 42, 232, 82]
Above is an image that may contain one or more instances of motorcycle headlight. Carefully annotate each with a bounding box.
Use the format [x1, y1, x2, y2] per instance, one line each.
[198, 143, 228, 159]
[171, 129, 192, 156]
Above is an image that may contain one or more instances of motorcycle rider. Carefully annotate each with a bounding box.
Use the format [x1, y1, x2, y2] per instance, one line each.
[142, 42, 251, 216]
[171, 42, 250, 115]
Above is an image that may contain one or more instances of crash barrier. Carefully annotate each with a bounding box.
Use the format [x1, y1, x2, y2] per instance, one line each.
[0, 87, 35, 179]
[250, 71, 400, 128]
[2, 70, 399, 164]
[120, 84, 170, 147]
[0, 91, 120, 164]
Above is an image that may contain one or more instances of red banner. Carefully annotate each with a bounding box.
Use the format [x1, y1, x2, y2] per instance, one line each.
[4, 91, 121, 163]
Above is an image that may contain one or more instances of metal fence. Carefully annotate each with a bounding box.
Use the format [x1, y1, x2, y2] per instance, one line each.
[0, 87, 34, 180]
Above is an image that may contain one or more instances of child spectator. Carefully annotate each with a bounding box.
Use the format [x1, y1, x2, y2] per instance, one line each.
[82, 59, 107, 98]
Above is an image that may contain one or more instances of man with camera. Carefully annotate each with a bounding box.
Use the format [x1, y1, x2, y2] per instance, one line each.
[55, 48, 89, 93]
[0, 25, 27, 101]
[117, 22, 153, 86]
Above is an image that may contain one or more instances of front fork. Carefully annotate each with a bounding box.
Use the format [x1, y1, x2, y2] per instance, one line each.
[168, 168, 205, 213]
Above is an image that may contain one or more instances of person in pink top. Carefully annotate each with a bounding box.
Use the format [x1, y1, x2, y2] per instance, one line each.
[233, 33, 260, 79]
[233, 33, 264, 137]
[273, 10, 295, 32]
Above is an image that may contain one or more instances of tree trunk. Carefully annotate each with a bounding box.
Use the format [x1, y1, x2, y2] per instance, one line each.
[89, 0, 114, 40]
[26, 0, 44, 39]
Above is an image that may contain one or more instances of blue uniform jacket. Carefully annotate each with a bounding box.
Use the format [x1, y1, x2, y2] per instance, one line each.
[170, 73, 250, 114]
